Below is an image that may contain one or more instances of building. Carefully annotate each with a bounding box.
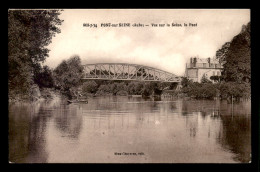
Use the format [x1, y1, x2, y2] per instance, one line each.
[185, 57, 223, 83]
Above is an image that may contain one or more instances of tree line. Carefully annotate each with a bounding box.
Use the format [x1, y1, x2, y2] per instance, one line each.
[8, 10, 250, 101]
[181, 22, 250, 101]
[8, 10, 63, 99]
[51, 56, 176, 99]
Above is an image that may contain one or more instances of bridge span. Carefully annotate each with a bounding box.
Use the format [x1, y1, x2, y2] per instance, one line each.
[82, 63, 181, 83]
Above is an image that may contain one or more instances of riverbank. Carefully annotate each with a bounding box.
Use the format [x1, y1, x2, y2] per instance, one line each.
[8, 87, 61, 104]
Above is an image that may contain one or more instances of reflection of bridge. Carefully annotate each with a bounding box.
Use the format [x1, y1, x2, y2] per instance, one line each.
[82, 63, 181, 83]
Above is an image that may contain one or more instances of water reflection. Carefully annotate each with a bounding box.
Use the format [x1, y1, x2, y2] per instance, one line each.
[9, 104, 31, 163]
[54, 105, 82, 139]
[9, 96, 251, 163]
[218, 115, 251, 162]
[9, 102, 51, 163]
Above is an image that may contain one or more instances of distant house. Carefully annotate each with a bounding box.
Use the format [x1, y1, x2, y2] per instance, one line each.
[185, 57, 223, 83]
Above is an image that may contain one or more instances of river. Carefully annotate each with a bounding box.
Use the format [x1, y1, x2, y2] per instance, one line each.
[8, 95, 251, 163]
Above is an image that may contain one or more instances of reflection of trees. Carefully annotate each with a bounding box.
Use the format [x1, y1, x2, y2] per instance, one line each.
[54, 106, 82, 139]
[199, 111, 207, 119]
[9, 98, 84, 163]
[26, 106, 50, 163]
[9, 103, 50, 163]
[181, 100, 188, 115]
[218, 115, 251, 162]
[185, 115, 198, 137]
[9, 105, 30, 163]
[169, 103, 177, 111]
[179, 100, 251, 162]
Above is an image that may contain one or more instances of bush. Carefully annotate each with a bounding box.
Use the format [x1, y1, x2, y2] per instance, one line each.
[201, 75, 212, 84]
[82, 81, 98, 94]
[219, 82, 250, 100]
[181, 78, 217, 99]
[116, 90, 128, 96]
[201, 83, 217, 99]
[210, 75, 222, 82]
[127, 82, 144, 95]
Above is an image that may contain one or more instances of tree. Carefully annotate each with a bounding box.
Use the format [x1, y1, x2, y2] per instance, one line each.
[34, 65, 54, 88]
[53, 55, 84, 96]
[216, 42, 231, 64]
[97, 84, 111, 94]
[201, 75, 212, 84]
[210, 75, 222, 83]
[201, 83, 217, 99]
[127, 81, 144, 95]
[221, 22, 251, 83]
[8, 10, 63, 93]
[82, 81, 98, 94]
[219, 82, 250, 100]
[181, 77, 192, 88]
[141, 83, 153, 97]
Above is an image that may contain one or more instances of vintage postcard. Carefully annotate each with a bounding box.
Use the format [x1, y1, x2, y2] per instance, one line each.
[8, 9, 251, 163]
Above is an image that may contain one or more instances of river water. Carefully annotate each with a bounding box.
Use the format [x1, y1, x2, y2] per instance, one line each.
[8, 96, 251, 163]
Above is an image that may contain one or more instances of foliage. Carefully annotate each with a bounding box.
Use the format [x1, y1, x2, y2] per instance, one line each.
[181, 77, 217, 99]
[216, 42, 231, 64]
[127, 81, 144, 95]
[181, 75, 250, 100]
[141, 82, 153, 97]
[82, 81, 98, 94]
[200, 83, 217, 99]
[8, 10, 63, 93]
[210, 75, 222, 82]
[53, 55, 84, 96]
[219, 82, 250, 100]
[116, 90, 128, 96]
[141, 82, 163, 96]
[93, 82, 128, 95]
[113, 82, 127, 95]
[212, 22, 251, 100]
[184, 82, 217, 99]
[96, 84, 111, 95]
[80, 80, 168, 97]
[220, 22, 251, 83]
[201, 75, 212, 84]
[181, 77, 193, 88]
[33, 65, 54, 88]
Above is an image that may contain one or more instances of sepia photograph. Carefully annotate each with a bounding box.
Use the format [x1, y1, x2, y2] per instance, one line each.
[8, 9, 251, 163]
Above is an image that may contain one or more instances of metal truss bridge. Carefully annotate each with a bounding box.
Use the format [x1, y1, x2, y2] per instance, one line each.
[82, 63, 181, 83]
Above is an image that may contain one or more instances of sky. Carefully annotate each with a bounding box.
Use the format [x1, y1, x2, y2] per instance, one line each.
[45, 9, 250, 76]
